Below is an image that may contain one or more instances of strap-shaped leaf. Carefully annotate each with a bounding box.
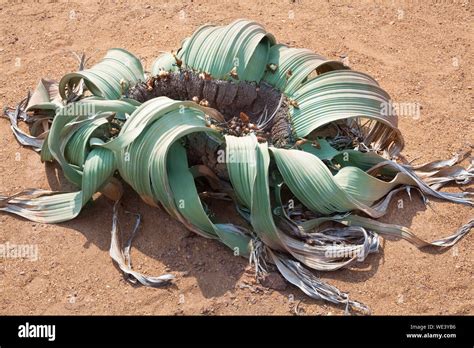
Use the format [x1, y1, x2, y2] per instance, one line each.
[151, 52, 179, 75]
[178, 19, 276, 82]
[263, 44, 346, 95]
[59, 48, 144, 100]
[290, 70, 404, 155]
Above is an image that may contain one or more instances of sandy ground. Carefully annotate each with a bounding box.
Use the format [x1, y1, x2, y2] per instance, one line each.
[0, 0, 472, 315]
